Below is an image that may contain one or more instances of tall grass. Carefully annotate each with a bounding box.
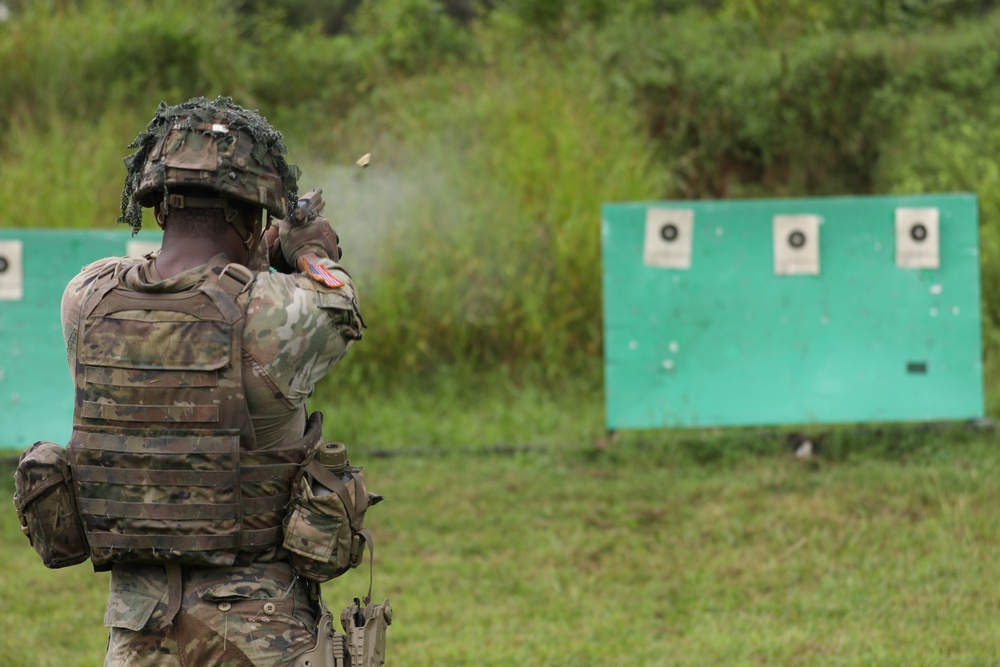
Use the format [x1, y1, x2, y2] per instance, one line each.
[315, 38, 662, 381]
[0, 109, 140, 229]
[0, 0, 998, 412]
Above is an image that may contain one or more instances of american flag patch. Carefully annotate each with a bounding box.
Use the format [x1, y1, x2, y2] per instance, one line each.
[302, 260, 344, 288]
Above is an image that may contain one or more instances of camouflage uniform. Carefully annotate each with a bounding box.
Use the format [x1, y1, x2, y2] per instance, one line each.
[61, 252, 363, 666]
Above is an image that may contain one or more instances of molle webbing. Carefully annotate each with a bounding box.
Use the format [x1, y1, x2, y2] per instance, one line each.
[68, 263, 308, 568]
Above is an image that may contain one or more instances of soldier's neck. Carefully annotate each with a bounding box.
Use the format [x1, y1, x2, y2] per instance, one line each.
[155, 237, 243, 279]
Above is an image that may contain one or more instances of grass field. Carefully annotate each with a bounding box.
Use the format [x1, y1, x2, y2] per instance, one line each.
[3, 4, 1000, 664]
[3, 382, 999, 666]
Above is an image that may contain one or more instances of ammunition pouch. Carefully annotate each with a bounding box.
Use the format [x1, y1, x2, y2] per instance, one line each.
[13, 441, 90, 569]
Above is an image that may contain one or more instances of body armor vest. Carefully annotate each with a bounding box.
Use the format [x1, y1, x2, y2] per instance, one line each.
[67, 261, 308, 569]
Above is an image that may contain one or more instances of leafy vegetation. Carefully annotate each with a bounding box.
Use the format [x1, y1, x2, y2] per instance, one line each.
[2, 0, 998, 407]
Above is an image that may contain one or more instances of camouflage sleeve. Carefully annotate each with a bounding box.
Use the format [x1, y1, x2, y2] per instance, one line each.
[60, 258, 131, 372]
[245, 259, 363, 406]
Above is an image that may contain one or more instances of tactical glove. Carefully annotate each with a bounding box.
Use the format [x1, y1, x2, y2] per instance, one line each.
[275, 217, 343, 271]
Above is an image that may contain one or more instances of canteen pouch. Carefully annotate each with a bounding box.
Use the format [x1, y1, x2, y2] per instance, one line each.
[13, 440, 90, 568]
[283, 454, 382, 583]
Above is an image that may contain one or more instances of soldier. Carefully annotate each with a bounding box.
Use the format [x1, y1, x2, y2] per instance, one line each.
[57, 96, 364, 665]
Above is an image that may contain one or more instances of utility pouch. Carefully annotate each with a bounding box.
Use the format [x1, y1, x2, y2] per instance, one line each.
[283, 446, 382, 583]
[342, 597, 393, 667]
[13, 440, 90, 568]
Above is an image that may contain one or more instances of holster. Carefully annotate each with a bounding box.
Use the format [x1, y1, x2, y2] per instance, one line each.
[294, 598, 392, 667]
[293, 612, 346, 667]
[342, 598, 393, 667]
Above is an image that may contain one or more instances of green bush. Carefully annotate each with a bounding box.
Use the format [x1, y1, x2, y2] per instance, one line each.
[318, 37, 663, 382]
[0, 1, 243, 128]
[1, 0, 999, 411]
[348, 0, 477, 75]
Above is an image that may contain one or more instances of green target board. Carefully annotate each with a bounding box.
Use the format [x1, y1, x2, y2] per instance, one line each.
[601, 194, 984, 430]
[0, 228, 162, 448]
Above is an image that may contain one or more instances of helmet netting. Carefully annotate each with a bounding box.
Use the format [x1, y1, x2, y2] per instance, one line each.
[117, 96, 301, 234]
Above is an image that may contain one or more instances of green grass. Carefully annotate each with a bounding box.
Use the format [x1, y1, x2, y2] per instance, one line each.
[3, 384, 999, 666]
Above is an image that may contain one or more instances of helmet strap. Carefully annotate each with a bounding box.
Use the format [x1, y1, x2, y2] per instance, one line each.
[222, 200, 251, 249]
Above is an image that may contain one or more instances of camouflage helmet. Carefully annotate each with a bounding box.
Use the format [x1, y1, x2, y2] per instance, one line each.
[118, 96, 300, 234]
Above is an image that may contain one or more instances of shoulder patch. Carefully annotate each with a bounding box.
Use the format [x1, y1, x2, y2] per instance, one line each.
[300, 259, 344, 289]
